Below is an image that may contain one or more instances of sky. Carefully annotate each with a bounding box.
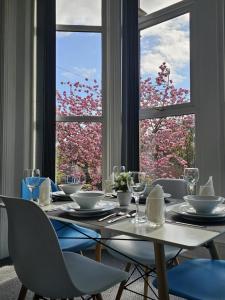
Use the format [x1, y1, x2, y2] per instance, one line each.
[56, 0, 190, 92]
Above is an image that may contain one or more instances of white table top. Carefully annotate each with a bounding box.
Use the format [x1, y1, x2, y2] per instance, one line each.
[107, 219, 220, 249]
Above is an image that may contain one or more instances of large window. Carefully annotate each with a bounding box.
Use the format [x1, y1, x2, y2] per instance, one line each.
[139, 2, 195, 179]
[56, 0, 103, 189]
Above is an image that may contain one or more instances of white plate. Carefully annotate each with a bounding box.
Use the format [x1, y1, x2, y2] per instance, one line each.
[52, 191, 68, 197]
[164, 193, 171, 198]
[60, 200, 117, 216]
[167, 203, 225, 222]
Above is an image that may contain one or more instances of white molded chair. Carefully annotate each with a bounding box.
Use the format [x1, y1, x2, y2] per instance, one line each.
[152, 178, 188, 199]
[2, 196, 128, 300]
[106, 179, 188, 299]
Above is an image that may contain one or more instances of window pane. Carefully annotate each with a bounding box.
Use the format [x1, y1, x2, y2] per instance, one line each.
[56, 32, 102, 116]
[140, 0, 183, 14]
[140, 14, 190, 108]
[56, 0, 101, 25]
[56, 122, 102, 189]
[140, 114, 195, 179]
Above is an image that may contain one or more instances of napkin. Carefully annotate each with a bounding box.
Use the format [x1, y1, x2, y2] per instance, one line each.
[39, 177, 51, 206]
[146, 184, 165, 225]
[199, 176, 215, 196]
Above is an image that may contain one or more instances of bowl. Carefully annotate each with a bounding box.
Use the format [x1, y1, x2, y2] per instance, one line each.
[58, 183, 82, 195]
[183, 195, 224, 214]
[70, 191, 105, 209]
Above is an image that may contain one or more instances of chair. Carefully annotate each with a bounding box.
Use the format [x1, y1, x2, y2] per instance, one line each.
[21, 177, 101, 299]
[153, 258, 225, 300]
[152, 178, 188, 199]
[21, 177, 101, 254]
[2, 196, 128, 300]
[106, 178, 187, 299]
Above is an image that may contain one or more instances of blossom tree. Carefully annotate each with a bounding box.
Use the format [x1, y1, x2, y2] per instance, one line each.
[56, 80, 102, 188]
[140, 62, 195, 179]
[56, 62, 195, 187]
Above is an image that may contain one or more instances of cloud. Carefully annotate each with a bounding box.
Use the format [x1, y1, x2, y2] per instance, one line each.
[59, 66, 97, 81]
[56, 0, 101, 26]
[140, 14, 190, 85]
[140, 0, 181, 14]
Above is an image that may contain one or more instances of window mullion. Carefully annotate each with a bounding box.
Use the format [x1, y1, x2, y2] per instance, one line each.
[56, 24, 102, 33]
[139, 103, 195, 120]
[56, 116, 103, 123]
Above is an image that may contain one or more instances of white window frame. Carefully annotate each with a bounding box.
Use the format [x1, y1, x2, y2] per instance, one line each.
[139, 0, 195, 121]
[56, 0, 123, 182]
[138, 0, 225, 196]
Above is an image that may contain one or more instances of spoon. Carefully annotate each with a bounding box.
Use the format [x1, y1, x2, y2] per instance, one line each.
[98, 212, 125, 222]
[107, 210, 136, 224]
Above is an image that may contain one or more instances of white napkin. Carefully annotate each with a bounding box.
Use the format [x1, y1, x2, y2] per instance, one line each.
[199, 176, 215, 196]
[146, 184, 165, 225]
[39, 178, 51, 206]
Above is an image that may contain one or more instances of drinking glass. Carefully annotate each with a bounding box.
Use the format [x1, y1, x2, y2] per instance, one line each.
[24, 169, 40, 201]
[184, 168, 199, 195]
[127, 171, 146, 223]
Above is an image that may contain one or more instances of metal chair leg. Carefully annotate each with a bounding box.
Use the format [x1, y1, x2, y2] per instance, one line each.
[17, 284, 28, 300]
[144, 267, 149, 300]
[115, 263, 131, 300]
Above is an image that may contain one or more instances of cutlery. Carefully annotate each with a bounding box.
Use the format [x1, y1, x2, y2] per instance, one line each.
[107, 210, 136, 224]
[166, 219, 205, 228]
[98, 212, 125, 222]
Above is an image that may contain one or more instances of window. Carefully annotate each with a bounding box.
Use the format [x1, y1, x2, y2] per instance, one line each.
[56, 0, 103, 189]
[139, 2, 195, 179]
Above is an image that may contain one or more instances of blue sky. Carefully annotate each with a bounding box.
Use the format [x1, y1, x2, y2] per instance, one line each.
[56, 32, 102, 93]
[56, 13, 190, 93]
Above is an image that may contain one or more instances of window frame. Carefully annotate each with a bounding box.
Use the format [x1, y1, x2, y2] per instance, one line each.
[139, 0, 195, 121]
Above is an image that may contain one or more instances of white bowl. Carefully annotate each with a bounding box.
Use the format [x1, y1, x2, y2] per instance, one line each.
[71, 191, 105, 209]
[59, 183, 82, 195]
[183, 195, 224, 214]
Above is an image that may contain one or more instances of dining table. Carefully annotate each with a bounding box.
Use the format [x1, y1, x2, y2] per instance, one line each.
[44, 196, 225, 300]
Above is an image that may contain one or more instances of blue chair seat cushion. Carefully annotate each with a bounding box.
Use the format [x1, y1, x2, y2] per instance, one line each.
[51, 220, 100, 252]
[153, 259, 225, 300]
[106, 235, 181, 266]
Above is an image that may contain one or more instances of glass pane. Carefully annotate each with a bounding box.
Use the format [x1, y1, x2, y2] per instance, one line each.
[140, 14, 190, 108]
[140, 0, 183, 14]
[56, 122, 102, 189]
[140, 114, 195, 179]
[56, 32, 102, 116]
[56, 0, 101, 25]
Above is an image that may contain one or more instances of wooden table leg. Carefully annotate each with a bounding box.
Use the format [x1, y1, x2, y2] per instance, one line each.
[207, 240, 220, 259]
[154, 242, 169, 300]
[95, 242, 102, 262]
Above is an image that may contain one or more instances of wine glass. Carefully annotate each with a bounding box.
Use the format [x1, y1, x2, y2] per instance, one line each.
[127, 171, 146, 223]
[24, 169, 40, 201]
[184, 168, 199, 195]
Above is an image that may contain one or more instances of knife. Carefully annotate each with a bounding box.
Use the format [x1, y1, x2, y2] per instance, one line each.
[98, 212, 118, 222]
[107, 210, 136, 224]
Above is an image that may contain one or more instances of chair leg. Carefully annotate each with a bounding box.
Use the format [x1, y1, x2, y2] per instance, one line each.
[144, 267, 149, 300]
[95, 243, 102, 262]
[115, 263, 131, 300]
[174, 257, 179, 265]
[17, 284, 28, 300]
